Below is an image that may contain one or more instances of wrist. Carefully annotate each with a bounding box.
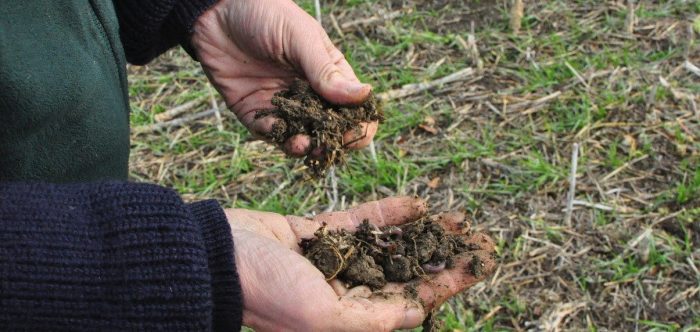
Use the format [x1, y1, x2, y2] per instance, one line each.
[172, 0, 221, 60]
[189, 200, 243, 330]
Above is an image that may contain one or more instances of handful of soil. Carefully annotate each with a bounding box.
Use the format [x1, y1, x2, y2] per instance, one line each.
[301, 217, 481, 290]
[256, 79, 383, 177]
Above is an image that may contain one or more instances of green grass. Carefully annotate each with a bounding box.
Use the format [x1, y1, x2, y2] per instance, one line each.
[676, 166, 700, 204]
[128, 0, 699, 330]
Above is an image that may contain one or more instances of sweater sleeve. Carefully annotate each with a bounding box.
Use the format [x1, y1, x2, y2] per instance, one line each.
[114, 0, 219, 64]
[0, 182, 243, 331]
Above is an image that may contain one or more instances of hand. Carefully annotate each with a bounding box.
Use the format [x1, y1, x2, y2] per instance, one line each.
[192, 0, 378, 157]
[224, 197, 496, 331]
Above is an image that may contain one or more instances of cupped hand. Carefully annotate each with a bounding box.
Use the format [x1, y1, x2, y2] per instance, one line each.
[192, 0, 378, 157]
[224, 197, 496, 331]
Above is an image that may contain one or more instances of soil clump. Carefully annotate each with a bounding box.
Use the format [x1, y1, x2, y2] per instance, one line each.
[256, 79, 383, 177]
[301, 218, 474, 290]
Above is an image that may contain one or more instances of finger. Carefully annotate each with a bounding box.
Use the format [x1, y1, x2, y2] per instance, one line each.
[293, 121, 376, 157]
[232, 89, 281, 137]
[428, 211, 472, 234]
[243, 114, 282, 140]
[330, 279, 348, 296]
[333, 294, 424, 331]
[283, 134, 312, 157]
[210, 75, 290, 113]
[286, 196, 428, 239]
[293, 28, 371, 105]
[243, 115, 312, 157]
[345, 285, 372, 298]
[381, 233, 497, 312]
[309, 146, 325, 159]
[343, 121, 378, 150]
[236, 95, 312, 157]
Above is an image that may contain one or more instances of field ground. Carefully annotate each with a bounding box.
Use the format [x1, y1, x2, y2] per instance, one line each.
[128, 1, 700, 331]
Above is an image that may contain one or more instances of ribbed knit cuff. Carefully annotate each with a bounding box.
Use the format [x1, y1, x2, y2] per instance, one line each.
[188, 200, 243, 331]
[171, 0, 219, 60]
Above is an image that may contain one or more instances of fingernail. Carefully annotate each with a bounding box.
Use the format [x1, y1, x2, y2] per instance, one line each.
[401, 307, 424, 329]
[283, 135, 311, 157]
[346, 82, 369, 95]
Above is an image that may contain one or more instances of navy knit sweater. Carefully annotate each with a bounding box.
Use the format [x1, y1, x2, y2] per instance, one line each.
[115, 0, 219, 64]
[0, 2, 246, 330]
[0, 182, 242, 330]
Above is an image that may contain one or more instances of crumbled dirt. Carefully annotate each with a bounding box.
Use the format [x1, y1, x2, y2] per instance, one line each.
[422, 311, 443, 332]
[256, 79, 383, 177]
[470, 254, 484, 278]
[301, 218, 474, 289]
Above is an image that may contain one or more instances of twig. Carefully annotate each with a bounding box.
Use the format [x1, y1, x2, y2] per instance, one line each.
[209, 85, 224, 132]
[601, 154, 649, 182]
[507, 91, 562, 114]
[565, 143, 579, 227]
[261, 180, 291, 207]
[565, 61, 591, 91]
[570, 200, 614, 211]
[484, 101, 505, 120]
[684, 60, 700, 78]
[625, 0, 636, 35]
[340, 10, 402, 30]
[314, 0, 322, 25]
[369, 140, 378, 165]
[325, 167, 338, 212]
[455, 34, 468, 50]
[446, 104, 474, 131]
[135, 109, 218, 134]
[510, 0, 524, 34]
[539, 302, 587, 332]
[650, 208, 686, 228]
[329, 12, 345, 38]
[378, 68, 475, 100]
[476, 306, 503, 327]
[467, 21, 483, 69]
[625, 228, 652, 252]
[687, 257, 700, 278]
[154, 97, 205, 122]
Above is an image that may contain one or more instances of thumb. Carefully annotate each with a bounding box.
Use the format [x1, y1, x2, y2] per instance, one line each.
[334, 295, 425, 331]
[294, 29, 371, 105]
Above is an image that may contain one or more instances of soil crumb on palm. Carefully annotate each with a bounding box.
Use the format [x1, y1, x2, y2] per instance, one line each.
[256, 79, 383, 177]
[301, 218, 476, 290]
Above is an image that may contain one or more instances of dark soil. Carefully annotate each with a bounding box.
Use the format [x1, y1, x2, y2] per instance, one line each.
[256, 79, 383, 177]
[301, 218, 475, 290]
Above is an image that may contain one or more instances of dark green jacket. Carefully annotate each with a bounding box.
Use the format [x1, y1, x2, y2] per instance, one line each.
[0, 0, 214, 183]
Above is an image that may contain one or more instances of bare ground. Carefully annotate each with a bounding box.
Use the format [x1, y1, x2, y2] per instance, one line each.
[128, 0, 700, 330]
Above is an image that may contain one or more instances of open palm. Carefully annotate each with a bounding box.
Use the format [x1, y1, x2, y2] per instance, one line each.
[192, 0, 377, 156]
[225, 197, 496, 331]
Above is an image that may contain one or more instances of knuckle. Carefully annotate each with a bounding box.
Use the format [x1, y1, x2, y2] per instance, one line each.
[318, 62, 339, 82]
[375, 320, 393, 332]
[328, 47, 345, 63]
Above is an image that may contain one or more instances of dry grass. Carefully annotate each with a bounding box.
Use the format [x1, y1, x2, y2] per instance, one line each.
[127, 0, 699, 330]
